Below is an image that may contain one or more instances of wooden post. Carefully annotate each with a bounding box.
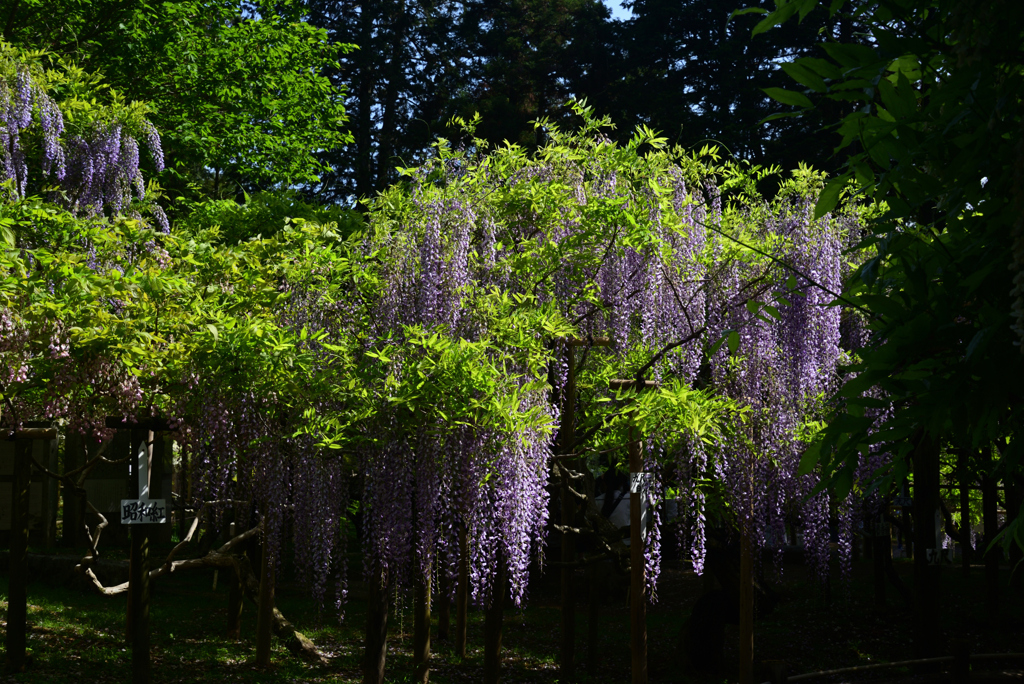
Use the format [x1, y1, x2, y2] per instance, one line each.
[911, 432, 940, 659]
[610, 377, 657, 684]
[901, 480, 913, 559]
[739, 531, 754, 684]
[128, 428, 154, 684]
[227, 564, 244, 640]
[364, 569, 389, 684]
[1007, 476, 1022, 591]
[872, 515, 888, 607]
[456, 526, 469, 659]
[129, 524, 151, 683]
[959, 451, 972, 578]
[6, 438, 30, 673]
[586, 566, 601, 673]
[437, 569, 451, 642]
[628, 427, 647, 684]
[981, 469, 999, 621]
[483, 555, 507, 684]
[560, 341, 578, 681]
[42, 435, 58, 549]
[255, 538, 275, 667]
[414, 571, 431, 683]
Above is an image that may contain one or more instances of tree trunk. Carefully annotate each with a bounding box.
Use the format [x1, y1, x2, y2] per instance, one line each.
[364, 569, 390, 684]
[456, 526, 469, 659]
[483, 556, 507, 684]
[354, 0, 374, 199]
[911, 432, 940, 659]
[414, 571, 431, 683]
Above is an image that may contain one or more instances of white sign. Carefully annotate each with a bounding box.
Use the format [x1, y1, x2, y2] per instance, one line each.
[120, 437, 166, 525]
[121, 499, 167, 524]
[630, 472, 651, 494]
[630, 472, 652, 541]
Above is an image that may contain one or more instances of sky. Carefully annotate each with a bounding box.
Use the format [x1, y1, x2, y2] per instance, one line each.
[602, 0, 633, 21]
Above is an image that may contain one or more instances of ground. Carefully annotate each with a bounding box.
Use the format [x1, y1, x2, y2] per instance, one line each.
[0, 548, 1022, 683]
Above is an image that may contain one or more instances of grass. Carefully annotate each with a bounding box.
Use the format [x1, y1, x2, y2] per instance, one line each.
[1, 549, 1022, 683]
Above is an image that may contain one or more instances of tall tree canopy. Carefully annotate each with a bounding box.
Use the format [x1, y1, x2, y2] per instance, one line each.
[4, 0, 353, 199]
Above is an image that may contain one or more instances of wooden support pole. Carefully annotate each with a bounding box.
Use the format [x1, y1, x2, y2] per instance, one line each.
[364, 569, 389, 684]
[483, 556, 507, 684]
[609, 378, 657, 684]
[982, 470, 999, 621]
[959, 451, 972, 578]
[414, 571, 431, 683]
[628, 427, 647, 684]
[6, 438, 30, 673]
[739, 531, 754, 684]
[911, 433, 940, 659]
[227, 566, 244, 640]
[587, 567, 601, 673]
[873, 516, 888, 607]
[456, 526, 469, 659]
[128, 428, 154, 684]
[255, 539, 275, 667]
[437, 569, 451, 642]
[901, 480, 913, 559]
[560, 342, 577, 681]
[1007, 476, 1022, 591]
[129, 524, 151, 683]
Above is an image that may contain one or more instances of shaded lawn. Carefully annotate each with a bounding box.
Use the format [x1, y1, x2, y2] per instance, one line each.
[0, 552, 1022, 683]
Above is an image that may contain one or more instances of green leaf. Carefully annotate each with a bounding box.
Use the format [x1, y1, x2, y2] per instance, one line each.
[729, 7, 768, 21]
[798, 440, 822, 476]
[762, 87, 813, 109]
[813, 174, 849, 219]
[781, 62, 828, 93]
[727, 330, 740, 354]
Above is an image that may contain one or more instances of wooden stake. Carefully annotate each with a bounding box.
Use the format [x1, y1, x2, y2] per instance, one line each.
[414, 571, 431, 683]
[129, 524, 151, 683]
[628, 427, 647, 684]
[982, 469, 999, 621]
[128, 428, 154, 684]
[911, 432, 940, 659]
[364, 569, 389, 684]
[739, 531, 753, 684]
[255, 539, 275, 667]
[609, 378, 657, 684]
[873, 516, 887, 607]
[483, 556, 507, 684]
[437, 569, 451, 642]
[587, 565, 602, 673]
[456, 526, 469, 659]
[228, 562, 244, 640]
[6, 439, 30, 673]
[560, 343, 577, 681]
[959, 451, 972, 578]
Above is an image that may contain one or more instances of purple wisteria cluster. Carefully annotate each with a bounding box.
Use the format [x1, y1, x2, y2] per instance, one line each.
[0, 62, 165, 222]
